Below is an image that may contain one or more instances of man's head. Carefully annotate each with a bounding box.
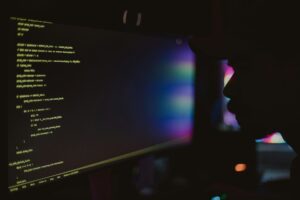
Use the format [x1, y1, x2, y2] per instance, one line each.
[189, 1, 300, 153]
[223, 54, 300, 153]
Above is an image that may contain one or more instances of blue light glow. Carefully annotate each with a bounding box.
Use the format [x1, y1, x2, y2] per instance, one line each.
[211, 196, 221, 200]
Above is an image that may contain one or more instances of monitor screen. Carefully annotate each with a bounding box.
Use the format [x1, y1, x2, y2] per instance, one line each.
[8, 17, 195, 192]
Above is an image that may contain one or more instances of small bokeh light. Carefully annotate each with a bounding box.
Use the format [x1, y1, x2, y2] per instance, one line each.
[211, 193, 228, 200]
[234, 163, 247, 173]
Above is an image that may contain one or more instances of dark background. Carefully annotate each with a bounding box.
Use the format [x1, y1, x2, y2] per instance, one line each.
[5, 1, 297, 200]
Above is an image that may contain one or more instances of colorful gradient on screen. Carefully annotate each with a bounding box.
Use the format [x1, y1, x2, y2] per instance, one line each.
[153, 44, 195, 142]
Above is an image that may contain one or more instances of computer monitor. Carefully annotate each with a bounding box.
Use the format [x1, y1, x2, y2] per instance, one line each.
[7, 16, 196, 193]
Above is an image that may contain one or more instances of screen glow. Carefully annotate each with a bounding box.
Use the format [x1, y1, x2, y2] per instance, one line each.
[256, 132, 286, 144]
[222, 64, 240, 130]
[156, 47, 195, 141]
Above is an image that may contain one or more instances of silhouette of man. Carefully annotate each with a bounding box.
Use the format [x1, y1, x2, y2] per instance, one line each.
[224, 49, 300, 187]
[189, 1, 300, 199]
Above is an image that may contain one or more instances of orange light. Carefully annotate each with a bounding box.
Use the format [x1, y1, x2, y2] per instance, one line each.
[234, 163, 247, 172]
